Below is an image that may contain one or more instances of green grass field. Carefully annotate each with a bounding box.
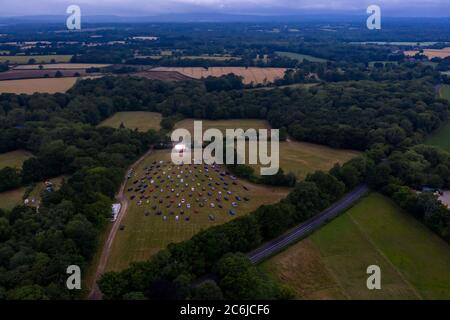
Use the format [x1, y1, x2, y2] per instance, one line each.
[174, 118, 271, 134]
[0, 55, 73, 64]
[106, 149, 289, 271]
[425, 85, 450, 152]
[98, 112, 162, 132]
[274, 141, 360, 179]
[275, 51, 328, 63]
[262, 193, 450, 300]
[175, 119, 359, 179]
[0, 150, 33, 169]
[0, 176, 67, 211]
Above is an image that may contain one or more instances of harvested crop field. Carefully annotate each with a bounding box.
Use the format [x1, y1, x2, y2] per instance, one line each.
[404, 48, 450, 59]
[0, 69, 87, 81]
[13, 63, 111, 70]
[153, 67, 286, 84]
[132, 70, 194, 81]
[99, 112, 162, 131]
[0, 77, 78, 94]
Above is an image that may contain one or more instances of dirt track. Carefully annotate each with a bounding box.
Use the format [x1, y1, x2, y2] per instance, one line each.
[88, 148, 153, 300]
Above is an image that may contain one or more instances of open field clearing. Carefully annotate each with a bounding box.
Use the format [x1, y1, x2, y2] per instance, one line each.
[0, 77, 78, 94]
[263, 193, 450, 299]
[275, 141, 360, 179]
[404, 48, 450, 59]
[354, 41, 439, 46]
[250, 83, 318, 91]
[153, 67, 286, 84]
[175, 119, 360, 179]
[425, 85, 450, 152]
[106, 149, 289, 271]
[0, 69, 87, 81]
[99, 112, 162, 132]
[132, 70, 194, 81]
[0, 55, 73, 64]
[275, 51, 328, 63]
[0, 187, 26, 211]
[0, 175, 66, 210]
[174, 118, 271, 134]
[13, 63, 111, 70]
[181, 55, 241, 61]
[0, 150, 33, 169]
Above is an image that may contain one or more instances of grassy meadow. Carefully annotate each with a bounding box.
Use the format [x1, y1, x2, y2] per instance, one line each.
[262, 193, 450, 300]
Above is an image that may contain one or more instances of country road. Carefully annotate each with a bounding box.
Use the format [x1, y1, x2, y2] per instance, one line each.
[193, 184, 369, 287]
[88, 148, 153, 300]
[247, 184, 369, 264]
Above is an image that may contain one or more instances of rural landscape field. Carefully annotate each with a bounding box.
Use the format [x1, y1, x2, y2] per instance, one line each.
[262, 193, 450, 300]
[0, 0, 449, 310]
[153, 67, 287, 84]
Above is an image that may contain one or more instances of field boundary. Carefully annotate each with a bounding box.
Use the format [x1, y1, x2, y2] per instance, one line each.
[347, 212, 423, 300]
[88, 147, 154, 300]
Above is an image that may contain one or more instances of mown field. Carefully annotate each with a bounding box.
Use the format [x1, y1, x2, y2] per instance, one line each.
[106, 149, 290, 271]
[0, 55, 73, 64]
[13, 63, 110, 70]
[153, 67, 286, 85]
[0, 77, 78, 94]
[404, 48, 450, 59]
[175, 119, 360, 178]
[0, 150, 33, 169]
[99, 111, 162, 132]
[275, 51, 328, 63]
[262, 193, 450, 300]
[425, 85, 450, 152]
[0, 176, 67, 211]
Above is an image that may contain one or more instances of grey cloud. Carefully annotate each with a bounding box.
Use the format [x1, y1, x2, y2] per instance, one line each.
[0, 0, 449, 16]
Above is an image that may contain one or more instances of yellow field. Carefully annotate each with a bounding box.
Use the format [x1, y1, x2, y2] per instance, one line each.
[99, 112, 162, 132]
[13, 63, 110, 70]
[0, 55, 73, 64]
[106, 149, 289, 271]
[153, 67, 286, 85]
[0, 150, 33, 169]
[0, 77, 78, 94]
[404, 48, 450, 59]
[0, 187, 26, 211]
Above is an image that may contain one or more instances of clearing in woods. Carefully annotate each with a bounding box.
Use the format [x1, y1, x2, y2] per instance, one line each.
[261, 193, 450, 300]
[105, 149, 290, 271]
[98, 112, 163, 132]
[275, 51, 328, 63]
[0, 150, 33, 169]
[175, 119, 360, 179]
[0, 55, 73, 64]
[0, 176, 67, 210]
[152, 67, 286, 84]
[425, 85, 450, 152]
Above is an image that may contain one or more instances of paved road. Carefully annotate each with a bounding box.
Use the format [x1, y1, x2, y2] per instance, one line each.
[247, 184, 369, 264]
[88, 148, 153, 300]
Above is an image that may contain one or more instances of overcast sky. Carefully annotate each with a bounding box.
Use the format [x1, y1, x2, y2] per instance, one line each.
[0, 0, 449, 17]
